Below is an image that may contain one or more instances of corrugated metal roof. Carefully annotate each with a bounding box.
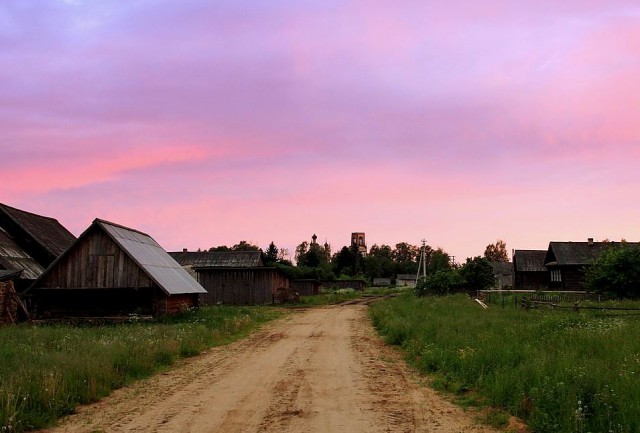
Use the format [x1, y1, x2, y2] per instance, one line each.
[0, 203, 76, 260]
[513, 250, 547, 272]
[169, 251, 263, 268]
[0, 226, 45, 279]
[97, 219, 207, 295]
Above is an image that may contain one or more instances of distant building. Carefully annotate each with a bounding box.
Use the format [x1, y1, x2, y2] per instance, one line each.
[351, 232, 367, 255]
[489, 262, 514, 289]
[169, 251, 290, 305]
[396, 274, 416, 287]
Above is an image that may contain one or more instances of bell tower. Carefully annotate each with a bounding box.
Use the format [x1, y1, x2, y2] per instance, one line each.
[351, 232, 367, 255]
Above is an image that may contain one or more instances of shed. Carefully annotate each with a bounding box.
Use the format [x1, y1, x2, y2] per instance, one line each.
[292, 279, 321, 296]
[169, 251, 288, 305]
[513, 250, 548, 290]
[0, 203, 76, 290]
[489, 262, 514, 289]
[27, 219, 206, 317]
[543, 239, 637, 291]
[372, 277, 392, 287]
[396, 274, 416, 287]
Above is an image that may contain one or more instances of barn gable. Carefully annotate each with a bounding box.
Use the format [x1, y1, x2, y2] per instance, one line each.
[27, 219, 206, 317]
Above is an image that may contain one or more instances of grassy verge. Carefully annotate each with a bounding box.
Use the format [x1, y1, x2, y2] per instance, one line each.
[369, 293, 640, 433]
[0, 306, 283, 432]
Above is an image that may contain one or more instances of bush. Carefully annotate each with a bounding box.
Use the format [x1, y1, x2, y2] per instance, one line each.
[586, 245, 640, 297]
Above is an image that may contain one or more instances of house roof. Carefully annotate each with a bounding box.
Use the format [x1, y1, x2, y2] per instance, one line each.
[169, 251, 263, 268]
[544, 241, 639, 266]
[0, 226, 45, 279]
[0, 203, 76, 261]
[513, 250, 547, 272]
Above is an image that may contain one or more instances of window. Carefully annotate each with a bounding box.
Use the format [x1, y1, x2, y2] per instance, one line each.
[551, 269, 561, 282]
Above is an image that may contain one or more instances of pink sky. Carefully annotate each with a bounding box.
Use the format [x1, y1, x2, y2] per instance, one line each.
[1, 0, 639, 261]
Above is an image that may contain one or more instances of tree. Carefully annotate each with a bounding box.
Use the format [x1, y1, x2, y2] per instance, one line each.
[264, 241, 279, 264]
[484, 240, 509, 262]
[459, 256, 494, 292]
[586, 245, 640, 297]
[208, 245, 231, 252]
[427, 248, 452, 274]
[231, 241, 261, 252]
[295, 241, 309, 266]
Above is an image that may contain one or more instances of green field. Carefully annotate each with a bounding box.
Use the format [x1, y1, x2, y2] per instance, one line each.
[369, 293, 640, 433]
[0, 306, 283, 432]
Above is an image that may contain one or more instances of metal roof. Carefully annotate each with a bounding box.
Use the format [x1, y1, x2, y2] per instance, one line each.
[169, 251, 263, 268]
[0, 203, 76, 260]
[513, 250, 547, 272]
[0, 226, 45, 279]
[96, 219, 207, 295]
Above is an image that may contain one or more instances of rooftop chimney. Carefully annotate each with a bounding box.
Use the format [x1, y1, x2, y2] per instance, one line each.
[587, 238, 594, 245]
[183, 248, 188, 252]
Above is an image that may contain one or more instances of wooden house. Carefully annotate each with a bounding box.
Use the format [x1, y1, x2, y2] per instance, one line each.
[169, 251, 289, 305]
[513, 250, 549, 290]
[27, 219, 207, 318]
[543, 239, 637, 291]
[0, 203, 76, 291]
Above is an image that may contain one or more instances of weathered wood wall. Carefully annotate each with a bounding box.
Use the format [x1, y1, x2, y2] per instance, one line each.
[38, 226, 152, 289]
[514, 271, 549, 290]
[197, 268, 289, 305]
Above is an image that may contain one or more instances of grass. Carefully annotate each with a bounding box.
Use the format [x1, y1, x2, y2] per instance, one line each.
[369, 292, 640, 433]
[0, 306, 283, 432]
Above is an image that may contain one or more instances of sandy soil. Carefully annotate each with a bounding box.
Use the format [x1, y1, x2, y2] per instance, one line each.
[39, 302, 503, 433]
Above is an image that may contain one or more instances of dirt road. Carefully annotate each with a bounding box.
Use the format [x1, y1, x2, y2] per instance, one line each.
[42, 303, 502, 433]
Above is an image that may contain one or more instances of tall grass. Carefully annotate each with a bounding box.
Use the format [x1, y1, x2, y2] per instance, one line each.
[0, 306, 282, 432]
[370, 293, 640, 433]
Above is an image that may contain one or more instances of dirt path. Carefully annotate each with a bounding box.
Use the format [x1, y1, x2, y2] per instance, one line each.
[40, 303, 503, 433]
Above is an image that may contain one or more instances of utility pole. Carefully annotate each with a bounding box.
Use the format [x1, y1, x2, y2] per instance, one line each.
[415, 239, 427, 286]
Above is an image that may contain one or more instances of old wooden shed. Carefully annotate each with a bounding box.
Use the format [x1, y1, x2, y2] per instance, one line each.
[513, 250, 549, 290]
[169, 251, 290, 305]
[0, 203, 76, 291]
[28, 219, 207, 318]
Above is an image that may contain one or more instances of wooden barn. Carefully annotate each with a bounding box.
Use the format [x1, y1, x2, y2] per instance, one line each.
[27, 219, 207, 318]
[0, 203, 76, 291]
[292, 279, 321, 296]
[169, 251, 290, 305]
[513, 250, 549, 290]
[544, 239, 638, 291]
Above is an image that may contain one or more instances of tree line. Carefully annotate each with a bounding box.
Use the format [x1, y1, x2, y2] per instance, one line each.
[205, 237, 512, 292]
